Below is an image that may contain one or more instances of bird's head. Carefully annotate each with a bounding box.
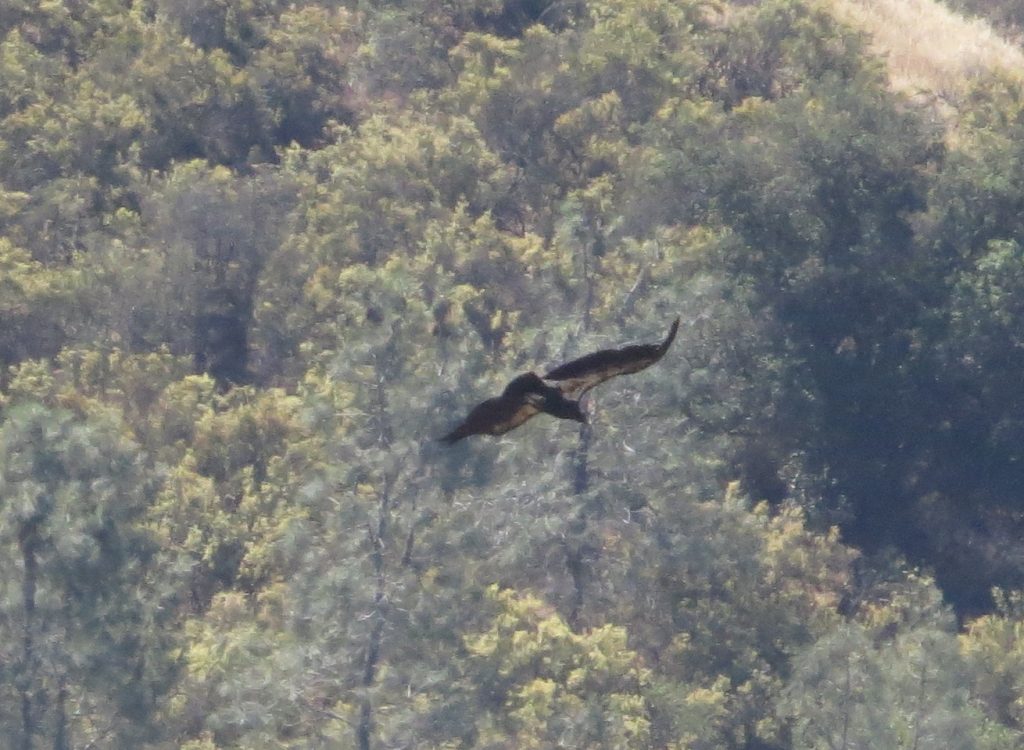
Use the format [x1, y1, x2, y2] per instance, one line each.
[546, 395, 587, 424]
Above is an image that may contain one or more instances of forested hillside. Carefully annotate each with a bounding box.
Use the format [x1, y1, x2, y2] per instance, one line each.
[6, 0, 1024, 747]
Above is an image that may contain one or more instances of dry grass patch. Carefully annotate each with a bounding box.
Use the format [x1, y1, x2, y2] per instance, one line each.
[829, 0, 1024, 102]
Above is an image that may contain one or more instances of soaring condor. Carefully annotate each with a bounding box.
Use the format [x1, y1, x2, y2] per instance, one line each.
[440, 318, 679, 444]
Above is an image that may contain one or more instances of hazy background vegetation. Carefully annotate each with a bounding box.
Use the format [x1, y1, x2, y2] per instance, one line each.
[5, 0, 1024, 747]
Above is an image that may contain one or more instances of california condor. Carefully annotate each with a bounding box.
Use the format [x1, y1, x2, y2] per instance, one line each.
[439, 318, 679, 444]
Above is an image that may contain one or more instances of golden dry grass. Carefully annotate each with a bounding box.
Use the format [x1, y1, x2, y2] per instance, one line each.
[828, 0, 1024, 103]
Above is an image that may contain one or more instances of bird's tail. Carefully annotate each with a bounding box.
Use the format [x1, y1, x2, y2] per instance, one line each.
[438, 426, 468, 444]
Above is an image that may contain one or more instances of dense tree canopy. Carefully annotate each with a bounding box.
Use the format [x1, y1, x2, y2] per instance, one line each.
[5, 0, 1024, 746]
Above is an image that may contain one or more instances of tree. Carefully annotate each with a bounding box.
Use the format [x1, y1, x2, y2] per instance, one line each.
[457, 586, 654, 749]
[0, 240, 82, 380]
[782, 621, 986, 749]
[959, 589, 1024, 743]
[0, 399, 171, 747]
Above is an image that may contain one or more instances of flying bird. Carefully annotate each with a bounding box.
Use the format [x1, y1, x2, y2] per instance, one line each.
[439, 318, 679, 444]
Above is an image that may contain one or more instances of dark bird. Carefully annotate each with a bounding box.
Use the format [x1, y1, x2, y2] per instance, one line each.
[439, 318, 679, 444]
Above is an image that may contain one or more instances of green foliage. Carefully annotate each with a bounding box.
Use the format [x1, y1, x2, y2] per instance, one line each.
[6, 0, 1024, 746]
[782, 622, 985, 749]
[461, 586, 653, 748]
[960, 589, 1024, 742]
[946, 0, 1024, 35]
[0, 400, 172, 747]
[0, 239, 83, 374]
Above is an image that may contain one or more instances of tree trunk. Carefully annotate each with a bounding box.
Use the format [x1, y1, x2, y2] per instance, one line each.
[356, 374, 398, 750]
[54, 676, 68, 750]
[19, 523, 39, 750]
[358, 506, 388, 750]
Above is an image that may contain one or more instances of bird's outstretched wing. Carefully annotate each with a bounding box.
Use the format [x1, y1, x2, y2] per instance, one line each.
[543, 318, 679, 399]
[439, 321, 677, 444]
[439, 388, 545, 444]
